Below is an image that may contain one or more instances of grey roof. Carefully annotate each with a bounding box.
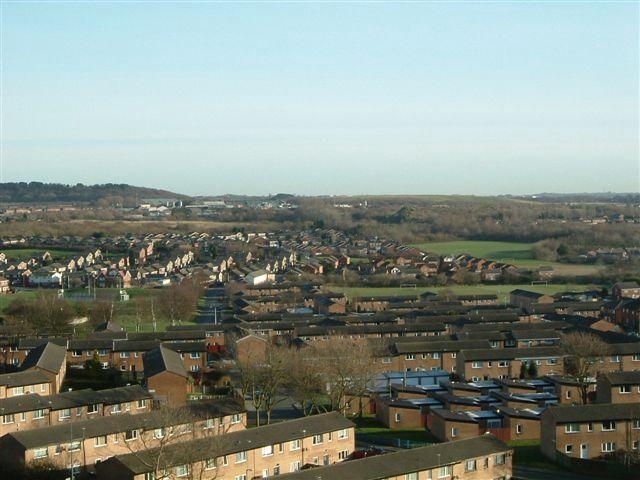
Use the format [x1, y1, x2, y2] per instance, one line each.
[2, 400, 243, 448]
[21, 342, 67, 374]
[143, 345, 187, 378]
[0, 394, 48, 415]
[600, 371, 640, 386]
[543, 403, 640, 424]
[98, 412, 354, 474]
[0, 370, 51, 388]
[460, 346, 563, 361]
[393, 340, 490, 354]
[112, 340, 161, 352]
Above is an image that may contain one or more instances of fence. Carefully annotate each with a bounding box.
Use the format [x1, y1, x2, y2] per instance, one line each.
[554, 451, 638, 479]
[358, 434, 432, 449]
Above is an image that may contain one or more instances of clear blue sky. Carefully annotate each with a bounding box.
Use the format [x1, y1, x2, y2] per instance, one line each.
[1, 2, 638, 195]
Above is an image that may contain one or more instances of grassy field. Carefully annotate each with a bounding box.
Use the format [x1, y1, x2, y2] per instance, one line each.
[0, 288, 198, 333]
[1, 248, 78, 260]
[353, 416, 438, 444]
[411, 240, 601, 276]
[328, 284, 602, 303]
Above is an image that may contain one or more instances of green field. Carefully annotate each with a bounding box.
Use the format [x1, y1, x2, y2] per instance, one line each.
[1, 248, 78, 260]
[329, 284, 601, 303]
[411, 240, 600, 275]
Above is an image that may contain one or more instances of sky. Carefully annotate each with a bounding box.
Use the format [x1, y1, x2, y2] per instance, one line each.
[1, 1, 638, 196]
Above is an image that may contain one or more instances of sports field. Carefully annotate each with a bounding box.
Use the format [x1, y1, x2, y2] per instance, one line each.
[410, 240, 600, 275]
[329, 283, 601, 303]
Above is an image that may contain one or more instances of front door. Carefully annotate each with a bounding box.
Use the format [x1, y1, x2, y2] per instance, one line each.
[580, 443, 589, 459]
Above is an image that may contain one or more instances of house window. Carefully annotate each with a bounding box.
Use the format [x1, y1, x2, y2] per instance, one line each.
[495, 453, 506, 465]
[278, 442, 284, 453]
[588, 422, 593, 432]
[566, 390, 572, 400]
[112, 404, 122, 413]
[565, 444, 573, 454]
[632, 419, 640, 429]
[13, 386, 24, 396]
[465, 460, 477, 472]
[262, 469, 269, 478]
[205, 458, 216, 470]
[619, 385, 631, 394]
[262, 445, 274, 457]
[312, 434, 323, 445]
[405, 354, 415, 360]
[405, 474, 418, 480]
[33, 448, 48, 459]
[634, 441, 640, 450]
[547, 358, 557, 365]
[154, 428, 165, 438]
[234, 475, 247, 480]
[602, 421, 616, 431]
[565, 423, 580, 433]
[290, 439, 301, 450]
[633, 354, 640, 361]
[395, 413, 401, 423]
[59, 409, 71, 420]
[40, 384, 47, 392]
[433, 352, 441, 360]
[204, 418, 214, 429]
[601, 442, 616, 453]
[235, 451, 247, 463]
[472, 361, 483, 369]
[98, 349, 108, 356]
[516, 424, 523, 435]
[498, 360, 508, 367]
[611, 355, 621, 363]
[290, 461, 301, 472]
[338, 428, 349, 439]
[274, 464, 280, 475]
[33, 409, 45, 420]
[87, 404, 99, 414]
[487, 361, 493, 368]
[120, 352, 130, 358]
[451, 352, 456, 358]
[95, 436, 107, 447]
[144, 474, 156, 480]
[190, 365, 200, 372]
[222, 455, 228, 466]
[438, 465, 452, 478]
[137, 399, 147, 409]
[451, 427, 458, 437]
[381, 357, 392, 364]
[176, 465, 189, 477]
[231, 413, 242, 424]
[125, 429, 138, 441]
[69, 441, 81, 451]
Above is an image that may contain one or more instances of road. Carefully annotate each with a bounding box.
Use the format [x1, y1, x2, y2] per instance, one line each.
[513, 466, 613, 480]
[195, 287, 226, 324]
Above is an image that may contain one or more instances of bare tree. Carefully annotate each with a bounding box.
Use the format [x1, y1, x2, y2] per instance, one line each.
[286, 348, 327, 416]
[237, 344, 289, 426]
[122, 403, 235, 479]
[561, 331, 612, 404]
[310, 338, 376, 415]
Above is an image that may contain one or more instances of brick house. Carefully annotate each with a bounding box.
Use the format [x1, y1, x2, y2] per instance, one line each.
[275, 434, 512, 480]
[596, 371, 640, 404]
[456, 347, 564, 381]
[540, 402, 640, 460]
[95, 412, 355, 480]
[142, 345, 189, 407]
[0, 370, 53, 399]
[20, 342, 67, 393]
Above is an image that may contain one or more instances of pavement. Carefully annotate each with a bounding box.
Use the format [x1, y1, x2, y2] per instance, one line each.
[513, 466, 613, 480]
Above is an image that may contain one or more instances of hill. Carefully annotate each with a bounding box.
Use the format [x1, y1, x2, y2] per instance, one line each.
[0, 182, 190, 207]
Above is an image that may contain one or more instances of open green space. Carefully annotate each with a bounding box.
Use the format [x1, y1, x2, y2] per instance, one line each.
[353, 416, 439, 444]
[411, 240, 601, 276]
[1, 248, 78, 261]
[329, 283, 602, 303]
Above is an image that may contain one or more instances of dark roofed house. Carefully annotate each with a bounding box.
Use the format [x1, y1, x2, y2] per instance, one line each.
[0, 370, 53, 398]
[142, 345, 188, 407]
[596, 371, 640, 404]
[20, 342, 67, 393]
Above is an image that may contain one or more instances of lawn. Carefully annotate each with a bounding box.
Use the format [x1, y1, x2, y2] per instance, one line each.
[353, 416, 438, 445]
[0, 290, 37, 311]
[410, 240, 601, 276]
[329, 284, 602, 303]
[1, 248, 78, 261]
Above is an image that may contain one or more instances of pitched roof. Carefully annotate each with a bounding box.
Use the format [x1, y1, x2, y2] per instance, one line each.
[543, 403, 640, 423]
[460, 346, 563, 361]
[21, 342, 67, 374]
[98, 412, 354, 474]
[600, 371, 640, 386]
[0, 370, 51, 388]
[276, 435, 509, 480]
[142, 345, 187, 378]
